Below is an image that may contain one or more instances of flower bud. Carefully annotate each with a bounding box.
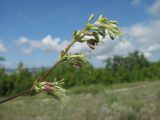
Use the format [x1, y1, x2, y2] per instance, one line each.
[43, 85, 54, 93]
[33, 80, 65, 102]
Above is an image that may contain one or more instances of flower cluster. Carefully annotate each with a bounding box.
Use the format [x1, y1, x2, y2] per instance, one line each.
[34, 80, 65, 102]
[72, 14, 123, 49]
[61, 53, 87, 67]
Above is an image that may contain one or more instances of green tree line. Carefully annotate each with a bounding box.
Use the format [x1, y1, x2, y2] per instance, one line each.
[0, 51, 160, 96]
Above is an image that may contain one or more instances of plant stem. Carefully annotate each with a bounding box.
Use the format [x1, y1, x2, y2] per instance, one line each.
[0, 88, 33, 104]
[36, 41, 75, 82]
[63, 41, 75, 54]
[0, 41, 75, 104]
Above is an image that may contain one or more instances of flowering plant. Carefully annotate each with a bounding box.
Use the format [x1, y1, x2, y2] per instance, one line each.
[0, 14, 123, 104]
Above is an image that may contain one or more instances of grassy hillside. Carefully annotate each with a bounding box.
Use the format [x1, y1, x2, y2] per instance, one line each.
[0, 80, 160, 120]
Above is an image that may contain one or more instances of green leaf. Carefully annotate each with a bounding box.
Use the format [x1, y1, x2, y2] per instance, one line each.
[108, 30, 115, 40]
[98, 31, 106, 38]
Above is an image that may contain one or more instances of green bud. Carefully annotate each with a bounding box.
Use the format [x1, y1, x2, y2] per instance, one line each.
[110, 20, 118, 24]
[98, 15, 103, 20]
[88, 14, 94, 22]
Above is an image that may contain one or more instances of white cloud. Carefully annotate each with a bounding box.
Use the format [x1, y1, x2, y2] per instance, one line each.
[146, 44, 160, 52]
[22, 48, 33, 54]
[142, 44, 160, 57]
[126, 23, 151, 38]
[18, 35, 69, 54]
[113, 41, 135, 55]
[17, 37, 28, 45]
[126, 19, 160, 45]
[0, 41, 6, 52]
[40, 36, 67, 51]
[94, 39, 135, 60]
[147, 0, 160, 17]
[131, 0, 142, 6]
[123, 18, 160, 58]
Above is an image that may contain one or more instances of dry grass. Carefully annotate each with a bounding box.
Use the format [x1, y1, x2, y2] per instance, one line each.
[0, 80, 160, 120]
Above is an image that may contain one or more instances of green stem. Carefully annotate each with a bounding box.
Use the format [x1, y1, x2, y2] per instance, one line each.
[36, 41, 75, 82]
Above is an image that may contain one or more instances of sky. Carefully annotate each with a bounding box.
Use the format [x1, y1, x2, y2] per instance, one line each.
[0, 0, 160, 68]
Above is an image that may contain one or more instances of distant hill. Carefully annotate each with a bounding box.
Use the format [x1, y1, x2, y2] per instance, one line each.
[5, 68, 17, 74]
[5, 67, 49, 74]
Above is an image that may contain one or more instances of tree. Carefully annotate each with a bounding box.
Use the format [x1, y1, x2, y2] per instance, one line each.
[0, 56, 5, 61]
[0, 56, 5, 75]
[105, 51, 150, 71]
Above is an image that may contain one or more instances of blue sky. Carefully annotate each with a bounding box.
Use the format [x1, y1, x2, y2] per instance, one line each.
[0, 0, 160, 68]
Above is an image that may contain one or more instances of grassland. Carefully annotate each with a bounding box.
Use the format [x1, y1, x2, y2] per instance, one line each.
[0, 80, 160, 120]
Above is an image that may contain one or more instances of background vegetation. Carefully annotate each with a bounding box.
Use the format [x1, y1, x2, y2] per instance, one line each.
[0, 50, 160, 96]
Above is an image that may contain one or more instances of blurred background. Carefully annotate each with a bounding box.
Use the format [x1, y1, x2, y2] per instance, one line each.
[0, 0, 160, 120]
